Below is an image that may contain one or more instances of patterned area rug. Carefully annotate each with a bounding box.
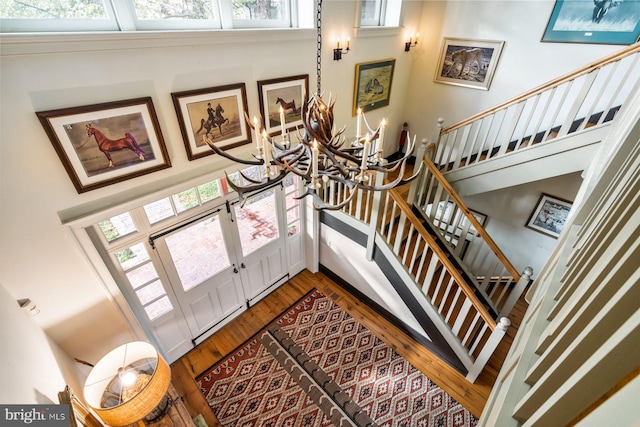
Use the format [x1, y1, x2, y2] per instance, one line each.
[196, 289, 479, 427]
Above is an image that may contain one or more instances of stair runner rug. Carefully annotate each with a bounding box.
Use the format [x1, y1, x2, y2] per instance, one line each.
[196, 289, 479, 427]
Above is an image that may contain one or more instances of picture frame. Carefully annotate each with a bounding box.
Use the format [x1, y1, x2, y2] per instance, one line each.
[526, 193, 573, 239]
[36, 97, 171, 193]
[172, 83, 251, 160]
[353, 58, 396, 115]
[460, 209, 488, 236]
[434, 38, 505, 90]
[541, 0, 640, 45]
[257, 74, 309, 136]
[58, 386, 102, 427]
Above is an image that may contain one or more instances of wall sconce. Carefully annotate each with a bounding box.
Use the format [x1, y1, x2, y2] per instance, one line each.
[18, 298, 40, 317]
[334, 38, 350, 61]
[405, 33, 419, 52]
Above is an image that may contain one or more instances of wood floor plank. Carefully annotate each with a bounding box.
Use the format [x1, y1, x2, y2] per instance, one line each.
[171, 269, 525, 424]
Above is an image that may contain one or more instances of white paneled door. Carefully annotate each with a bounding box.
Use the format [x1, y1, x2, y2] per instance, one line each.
[151, 206, 246, 345]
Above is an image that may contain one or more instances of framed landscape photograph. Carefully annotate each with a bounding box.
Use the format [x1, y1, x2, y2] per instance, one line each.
[36, 97, 171, 193]
[434, 38, 505, 90]
[542, 0, 640, 45]
[353, 58, 396, 115]
[526, 193, 573, 238]
[172, 83, 251, 160]
[257, 74, 308, 136]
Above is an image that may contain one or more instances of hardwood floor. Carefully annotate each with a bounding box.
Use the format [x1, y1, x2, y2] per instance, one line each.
[171, 269, 527, 426]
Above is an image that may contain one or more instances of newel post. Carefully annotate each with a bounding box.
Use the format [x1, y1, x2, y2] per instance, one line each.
[407, 138, 429, 205]
[365, 169, 386, 261]
[466, 317, 511, 383]
[498, 266, 534, 318]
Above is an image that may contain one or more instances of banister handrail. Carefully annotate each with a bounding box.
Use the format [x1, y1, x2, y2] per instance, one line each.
[421, 155, 522, 280]
[386, 187, 498, 329]
[441, 42, 640, 134]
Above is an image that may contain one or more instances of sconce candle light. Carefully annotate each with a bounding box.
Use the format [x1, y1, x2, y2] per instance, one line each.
[405, 33, 419, 52]
[334, 37, 350, 61]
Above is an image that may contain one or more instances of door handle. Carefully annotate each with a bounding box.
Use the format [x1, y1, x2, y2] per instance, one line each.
[241, 263, 246, 269]
[233, 264, 238, 274]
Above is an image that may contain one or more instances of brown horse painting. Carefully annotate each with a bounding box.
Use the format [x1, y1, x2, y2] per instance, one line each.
[86, 124, 145, 168]
[276, 97, 298, 114]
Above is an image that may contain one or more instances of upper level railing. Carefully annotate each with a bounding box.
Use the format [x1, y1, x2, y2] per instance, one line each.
[433, 43, 640, 173]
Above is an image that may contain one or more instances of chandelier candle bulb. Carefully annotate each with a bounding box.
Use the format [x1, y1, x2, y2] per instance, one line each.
[361, 135, 370, 171]
[378, 119, 386, 157]
[356, 108, 362, 138]
[312, 139, 319, 179]
[280, 106, 286, 136]
[346, 38, 350, 49]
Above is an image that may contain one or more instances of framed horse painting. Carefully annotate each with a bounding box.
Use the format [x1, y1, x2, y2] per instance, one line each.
[257, 74, 309, 137]
[36, 97, 171, 193]
[172, 83, 252, 160]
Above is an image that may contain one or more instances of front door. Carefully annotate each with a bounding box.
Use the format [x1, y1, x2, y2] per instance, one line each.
[151, 206, 245, 345]
[229, 187, 288, 306]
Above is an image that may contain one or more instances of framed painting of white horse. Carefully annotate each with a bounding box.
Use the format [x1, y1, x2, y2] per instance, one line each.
[434, 38, 505, 90]
[257, 74, 309, 137]
[36, 97, 171, 193]
[172, 83, 251, 160]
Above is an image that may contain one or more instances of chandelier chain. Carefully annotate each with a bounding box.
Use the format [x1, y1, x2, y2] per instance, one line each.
[316, 0, 322, 96]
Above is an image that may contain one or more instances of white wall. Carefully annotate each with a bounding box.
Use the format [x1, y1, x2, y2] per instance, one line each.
[402, 1, 622, 144]
[320, 222, 429, 340]
[462, 172, 584, 277]
[0, 283, 83, 404]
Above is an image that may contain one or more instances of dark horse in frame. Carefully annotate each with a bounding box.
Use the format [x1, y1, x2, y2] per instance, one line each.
[196, 103, 229, 137]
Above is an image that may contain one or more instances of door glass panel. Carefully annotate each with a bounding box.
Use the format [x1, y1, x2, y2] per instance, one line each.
[144, 295, 173, 320]
[126, 262, 159, 289]
[144, 198, 175, 224]
[234, 189, 280, 256]
[165, 215, 231, 291]
[136, 280, 166, 305]
[115, 242, 150, 270]
[172, 188, 199, 213]
[98, 212, 137, 243]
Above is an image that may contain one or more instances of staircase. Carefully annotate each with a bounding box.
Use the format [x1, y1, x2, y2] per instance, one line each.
[316, 43, 639, 384]
[434, 43, 640, 197]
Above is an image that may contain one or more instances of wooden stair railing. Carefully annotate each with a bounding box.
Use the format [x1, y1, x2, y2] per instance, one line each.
[434, 42, 640, 173]
[376, 186, 511, 382]
[411, 150, 533, 318]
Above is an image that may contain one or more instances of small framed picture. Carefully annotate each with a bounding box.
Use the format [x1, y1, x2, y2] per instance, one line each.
[542, 0, 640, 45]
[353, 58, 396, 115]
[434, 38, 505, 90]
[257, 74, 309, 136]
[172, 83, 251, 160]
[526, 193, 573, 238]
[36, 97, 171, 193]
[460, 209, 488, 236]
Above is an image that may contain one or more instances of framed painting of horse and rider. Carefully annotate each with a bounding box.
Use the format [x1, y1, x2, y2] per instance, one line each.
[257, 74, 309, 137]
[36, 97, 171, 193]
[172, 82, 252, 160]
[434, 38, 505, 91]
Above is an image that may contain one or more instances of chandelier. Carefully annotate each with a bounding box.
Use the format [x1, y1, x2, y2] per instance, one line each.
[204, 0, 419, 210]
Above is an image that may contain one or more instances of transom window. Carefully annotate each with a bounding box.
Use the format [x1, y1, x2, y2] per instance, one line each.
[0, 0, 299, 32]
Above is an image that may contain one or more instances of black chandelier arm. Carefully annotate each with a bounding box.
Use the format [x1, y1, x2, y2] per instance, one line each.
[204, 136, 264, 166]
